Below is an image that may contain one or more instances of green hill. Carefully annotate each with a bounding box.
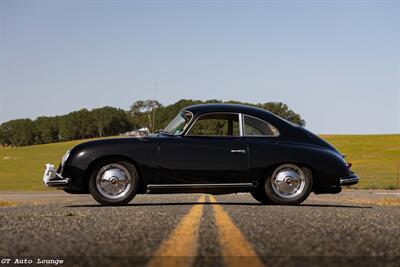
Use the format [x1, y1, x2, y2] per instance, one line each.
[0, 135, 399, 191]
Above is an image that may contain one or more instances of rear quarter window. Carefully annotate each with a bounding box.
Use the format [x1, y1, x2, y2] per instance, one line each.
[243, 115, 279, 137]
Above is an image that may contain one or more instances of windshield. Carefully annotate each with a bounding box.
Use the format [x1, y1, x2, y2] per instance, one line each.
[163, 110, 193, 135]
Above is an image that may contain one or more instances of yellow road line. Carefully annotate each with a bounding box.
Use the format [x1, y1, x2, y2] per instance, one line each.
[209, 195, 265, 267]
[146, 195, 206, 267]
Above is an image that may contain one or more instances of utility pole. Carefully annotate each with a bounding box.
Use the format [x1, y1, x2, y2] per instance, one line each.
[152, 82, 158, 133]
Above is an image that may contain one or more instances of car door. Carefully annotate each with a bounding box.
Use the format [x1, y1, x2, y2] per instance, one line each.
[157, 113, 248, 184]
[241, 114, 281, 181]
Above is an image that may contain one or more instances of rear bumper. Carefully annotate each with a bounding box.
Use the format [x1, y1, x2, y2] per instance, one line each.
[340, 174, 359, 186]
[43, 163, 70, 187]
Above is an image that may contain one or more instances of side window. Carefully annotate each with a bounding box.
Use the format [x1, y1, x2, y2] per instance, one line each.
[188, 113, 240, 136]
[244, 115, 279, 136]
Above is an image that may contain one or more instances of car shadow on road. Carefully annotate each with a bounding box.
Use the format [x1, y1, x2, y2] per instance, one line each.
[64, 202, 371, 209]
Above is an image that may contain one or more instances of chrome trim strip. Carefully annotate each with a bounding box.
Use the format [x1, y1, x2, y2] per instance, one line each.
[179, 110, 194, 135]
[61, 149, 70, 168]
[45, 179, 71, 186]
[239, 113, 244, 136]
[340, 176, 359, 185]
[231, 149, 246, 153]
[147, 183, 254, 189]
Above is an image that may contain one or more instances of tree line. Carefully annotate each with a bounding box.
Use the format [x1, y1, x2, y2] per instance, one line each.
[0, 107, 131, 147]
[0, 99, 305, 147]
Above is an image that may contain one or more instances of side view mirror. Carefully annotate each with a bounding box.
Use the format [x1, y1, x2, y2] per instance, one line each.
[137, 127, 150, 136]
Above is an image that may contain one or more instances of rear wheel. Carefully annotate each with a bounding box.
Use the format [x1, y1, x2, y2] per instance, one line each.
[252, 164, 313, 205]
[265, 164, 313, 205]
[88, 159, 138, 206]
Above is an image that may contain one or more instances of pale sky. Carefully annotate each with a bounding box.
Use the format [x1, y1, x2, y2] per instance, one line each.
[0, 0, 399, 134]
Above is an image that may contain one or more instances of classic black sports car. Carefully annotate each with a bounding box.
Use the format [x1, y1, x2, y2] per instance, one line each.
[43, 103, 359, 205]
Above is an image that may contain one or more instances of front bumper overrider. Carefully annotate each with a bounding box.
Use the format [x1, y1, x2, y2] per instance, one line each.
[43, 163, 70, 187]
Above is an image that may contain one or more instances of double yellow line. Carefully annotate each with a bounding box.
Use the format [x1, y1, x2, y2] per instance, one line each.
[146, 195, 265, 267]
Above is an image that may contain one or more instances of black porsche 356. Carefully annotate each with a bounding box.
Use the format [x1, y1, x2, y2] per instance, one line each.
[43, 104, 359, 206]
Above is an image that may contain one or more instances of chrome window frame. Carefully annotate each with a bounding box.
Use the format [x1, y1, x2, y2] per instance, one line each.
[166, 110, 194, 135]
[183, 112, 280, 137]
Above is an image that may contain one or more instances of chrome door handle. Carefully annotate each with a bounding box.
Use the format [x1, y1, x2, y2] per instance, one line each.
[231, 149, 246, 153]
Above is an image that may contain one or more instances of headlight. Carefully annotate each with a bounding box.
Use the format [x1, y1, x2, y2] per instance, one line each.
[61, 150, 70, 167]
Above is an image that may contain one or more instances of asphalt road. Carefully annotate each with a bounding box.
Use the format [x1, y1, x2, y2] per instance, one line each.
[0, 191, 399, 267]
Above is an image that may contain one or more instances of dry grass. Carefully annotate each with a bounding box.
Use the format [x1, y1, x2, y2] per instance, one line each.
[0, 201, 17, 206]
[343, 197, 400, 207]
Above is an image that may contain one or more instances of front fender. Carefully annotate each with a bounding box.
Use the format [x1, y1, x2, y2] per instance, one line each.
[61, 138, 158, 191]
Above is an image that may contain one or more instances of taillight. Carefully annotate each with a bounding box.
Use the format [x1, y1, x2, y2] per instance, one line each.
[346, 163, 352, 168]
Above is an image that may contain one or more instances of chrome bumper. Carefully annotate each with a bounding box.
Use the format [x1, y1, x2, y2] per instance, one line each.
[340, 174, 359, 186]
[43, 163, 70, 187]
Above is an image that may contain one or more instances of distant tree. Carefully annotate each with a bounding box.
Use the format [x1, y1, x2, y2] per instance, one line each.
[33, 117, 59, 144]
[0, 128, 5, 145]
[259, 102, 305, 126]
[153, 99, 203, 130]
[0, 119, 34, 146]
[129, 100, 162, 132]
[58, 111, 81, 141]
[92, 106, 131, 137]
[0, 125, 8, 146]
[0, 99, 305, 147]
[130, 100, 162, 114]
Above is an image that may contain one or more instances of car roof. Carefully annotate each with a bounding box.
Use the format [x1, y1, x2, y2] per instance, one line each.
[184, 103, 273, 117]
[183, 103, 301, 137]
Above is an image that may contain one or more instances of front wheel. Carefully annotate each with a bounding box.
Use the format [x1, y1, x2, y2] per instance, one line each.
[262, 164, 313, 205]
[89, 160, 139, 206]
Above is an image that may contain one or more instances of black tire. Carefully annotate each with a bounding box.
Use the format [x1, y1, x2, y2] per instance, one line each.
[250, 190, 273, 204]
[88, 159, 139, 206]
[264, 164, 313, 205]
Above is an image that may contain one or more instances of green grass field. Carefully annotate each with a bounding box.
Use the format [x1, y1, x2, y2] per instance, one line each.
[321, 134, 400, 189]
[0, 135, 399, 191]
[0, 139, 87, 191]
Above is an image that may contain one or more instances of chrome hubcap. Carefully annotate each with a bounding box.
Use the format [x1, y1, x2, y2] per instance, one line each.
[96, 164, 132, 199]
[270, 164, 306, 199]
